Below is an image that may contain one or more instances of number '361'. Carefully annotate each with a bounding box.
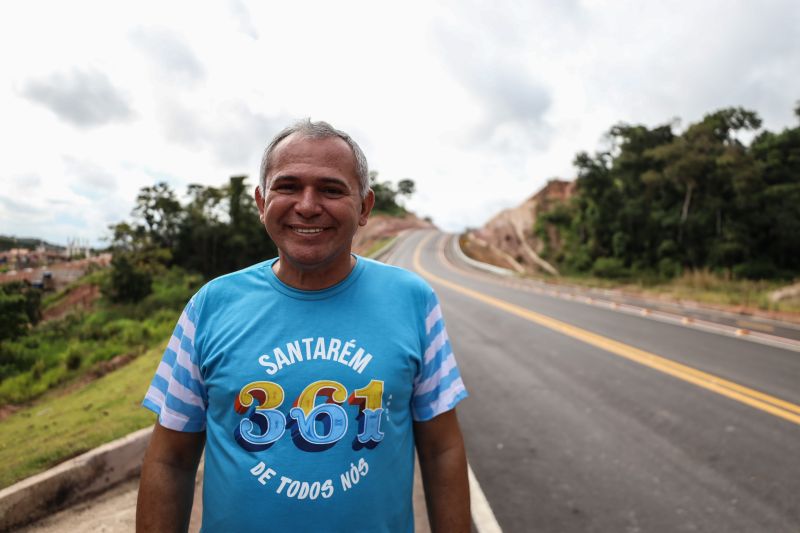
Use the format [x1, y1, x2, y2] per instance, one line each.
[233, 379, 384, 451]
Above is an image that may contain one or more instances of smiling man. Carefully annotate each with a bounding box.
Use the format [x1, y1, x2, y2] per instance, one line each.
[136, 119, 470, 532]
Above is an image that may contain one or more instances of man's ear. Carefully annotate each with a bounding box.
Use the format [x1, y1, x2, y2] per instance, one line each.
[254, 185, 266, 222]
[359, 189, 375, 226]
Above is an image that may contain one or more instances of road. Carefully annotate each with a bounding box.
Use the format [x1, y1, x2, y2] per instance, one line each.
[385, 230, 800, 533]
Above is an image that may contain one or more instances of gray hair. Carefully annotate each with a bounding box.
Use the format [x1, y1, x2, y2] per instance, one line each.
[259, 119, 370, 199]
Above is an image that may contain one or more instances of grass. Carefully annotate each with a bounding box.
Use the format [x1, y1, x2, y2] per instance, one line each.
[637, 269, 796, 311]
[0, 264, 203, 489]
[527, 268, 799, 314]
[0, 267, 200, 405]
[364, 237, 396, 258]
[0, 344, 162, 489]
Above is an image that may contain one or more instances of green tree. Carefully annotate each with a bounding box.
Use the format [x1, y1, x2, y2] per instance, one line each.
[533, 104, 800, 280]
[0, 285, 31, 341]
[369, 172, 413, 215]
[397, 179, 416, 197]
[104, 253, 153, 303]
[133, 182, 183, 249]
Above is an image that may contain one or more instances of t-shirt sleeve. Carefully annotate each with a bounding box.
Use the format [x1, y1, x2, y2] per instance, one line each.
[142, 296, 208, 432]
[411, 288, 468, 421]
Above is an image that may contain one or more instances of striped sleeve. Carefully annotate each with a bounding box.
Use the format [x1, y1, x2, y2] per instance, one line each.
[411, 289, 468, 421]
[142, 296, 208, 432]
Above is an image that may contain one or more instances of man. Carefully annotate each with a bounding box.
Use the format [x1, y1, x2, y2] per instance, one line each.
[137, 119, 470, 532]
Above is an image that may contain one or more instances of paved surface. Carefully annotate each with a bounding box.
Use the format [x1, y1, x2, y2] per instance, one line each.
[386, 230, 800, 532]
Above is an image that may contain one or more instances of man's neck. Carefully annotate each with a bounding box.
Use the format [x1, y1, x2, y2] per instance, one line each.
[272, 254, 356, 291]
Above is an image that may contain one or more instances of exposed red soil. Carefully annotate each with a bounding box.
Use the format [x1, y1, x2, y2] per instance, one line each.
[42, 284, 101, 322]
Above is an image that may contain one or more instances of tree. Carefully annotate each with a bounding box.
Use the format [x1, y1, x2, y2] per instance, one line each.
[397, 179, 416, 197]
[369, 172, 412, 215]
[0, 284, 32, 341]
[533, 104, 800, 280]
[133, 182, 183, 249]
[0, 281, 42, 342]
[104, 253, 153, 303]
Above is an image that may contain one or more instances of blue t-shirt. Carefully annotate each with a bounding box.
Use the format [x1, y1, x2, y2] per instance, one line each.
[143, 256, 467, 532]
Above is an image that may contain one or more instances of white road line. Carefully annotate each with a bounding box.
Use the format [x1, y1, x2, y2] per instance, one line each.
[442, 234, 800, 354]
[469, 463, 503, 533]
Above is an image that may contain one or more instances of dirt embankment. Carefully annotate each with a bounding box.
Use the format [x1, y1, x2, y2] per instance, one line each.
[466, 179, 575, 275]
[42, 283, 101, 322]
[353, 212, 435, 255]
[1, 254, 111, 290]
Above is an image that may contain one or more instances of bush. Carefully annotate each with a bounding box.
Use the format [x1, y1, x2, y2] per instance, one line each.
[31, 359, 46, 380]
[105, 254, 152, 303]
[65, 347, 83, 370]
[733, 260, 781, 280]
[0, 288, 29, 341]
[566, 247, 593, 272]
[658, 258, 683, 279]
[0, 265, 196, 406]
[591, 257, 629, 279]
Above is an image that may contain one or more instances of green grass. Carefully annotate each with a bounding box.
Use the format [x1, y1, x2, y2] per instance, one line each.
[638, 270, 799, 312]
[0, 267, 201, 405]
[528, 269, 799, 314]
[365, 237, 396, 258]
[0, 266, 202, 489]
[0, 344, 162, 489]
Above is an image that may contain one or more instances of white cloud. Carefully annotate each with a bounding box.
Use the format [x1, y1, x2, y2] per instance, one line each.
[129, 26, 206, 87]
[1, 0, 798, 245]
[21, 69, 134, 128]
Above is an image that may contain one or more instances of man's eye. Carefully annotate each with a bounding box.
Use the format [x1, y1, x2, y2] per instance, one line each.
[273, 183, 297, 192]
[322, 187, 346, 196]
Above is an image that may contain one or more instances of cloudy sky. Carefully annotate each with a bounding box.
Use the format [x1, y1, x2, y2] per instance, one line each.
[1, 0, 798, 247]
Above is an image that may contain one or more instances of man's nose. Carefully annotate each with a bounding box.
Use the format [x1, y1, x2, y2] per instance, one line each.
[294, 187, 323, 217]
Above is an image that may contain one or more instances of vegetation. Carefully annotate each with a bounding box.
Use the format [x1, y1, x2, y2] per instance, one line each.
[0, 268, 200, 405]
[0, 282, 42, 342]
[0, 236, 63, 253]
[0, 344, 164, 489]
[109, 176, 278, 284]
[370, 172, 415, 215]
[536, 104, 800, 282]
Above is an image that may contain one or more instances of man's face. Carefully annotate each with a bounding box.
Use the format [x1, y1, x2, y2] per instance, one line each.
[256, 134, 374, 284]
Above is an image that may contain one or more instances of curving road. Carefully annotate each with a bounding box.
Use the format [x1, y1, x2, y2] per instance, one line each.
[387, 230, 800, 533]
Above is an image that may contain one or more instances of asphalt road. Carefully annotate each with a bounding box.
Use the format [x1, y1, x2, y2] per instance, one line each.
[386, 230, 800, 533]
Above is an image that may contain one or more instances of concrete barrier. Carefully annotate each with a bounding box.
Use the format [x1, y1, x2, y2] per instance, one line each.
[0, 426, 152, 532]
[450, 234, 516, 277]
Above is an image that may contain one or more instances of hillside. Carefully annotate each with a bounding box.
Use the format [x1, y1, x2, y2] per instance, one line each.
[352, 212, 435, 255]
[0, 235, 65, 252]
[462, 179, 800, 317]
[464, 179, 574, 275]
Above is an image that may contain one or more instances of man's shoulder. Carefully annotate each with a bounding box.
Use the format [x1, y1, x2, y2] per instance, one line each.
[358, 256, 432, 294]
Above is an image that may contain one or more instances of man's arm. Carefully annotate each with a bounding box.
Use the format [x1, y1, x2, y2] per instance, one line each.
[414, 409, 470, 533]
[136, 423, 205, 533]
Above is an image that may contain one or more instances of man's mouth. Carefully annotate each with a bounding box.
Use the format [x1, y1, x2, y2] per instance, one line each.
[291, 226, 325, 234]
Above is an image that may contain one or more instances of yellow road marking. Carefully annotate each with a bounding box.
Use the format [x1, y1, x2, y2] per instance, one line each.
[412, 233, 800, 426]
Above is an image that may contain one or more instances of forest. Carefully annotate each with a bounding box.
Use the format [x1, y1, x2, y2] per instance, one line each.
[536, 105, 800, 280]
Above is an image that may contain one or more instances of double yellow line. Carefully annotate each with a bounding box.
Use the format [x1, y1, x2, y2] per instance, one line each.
[412, 233, 800, 427]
